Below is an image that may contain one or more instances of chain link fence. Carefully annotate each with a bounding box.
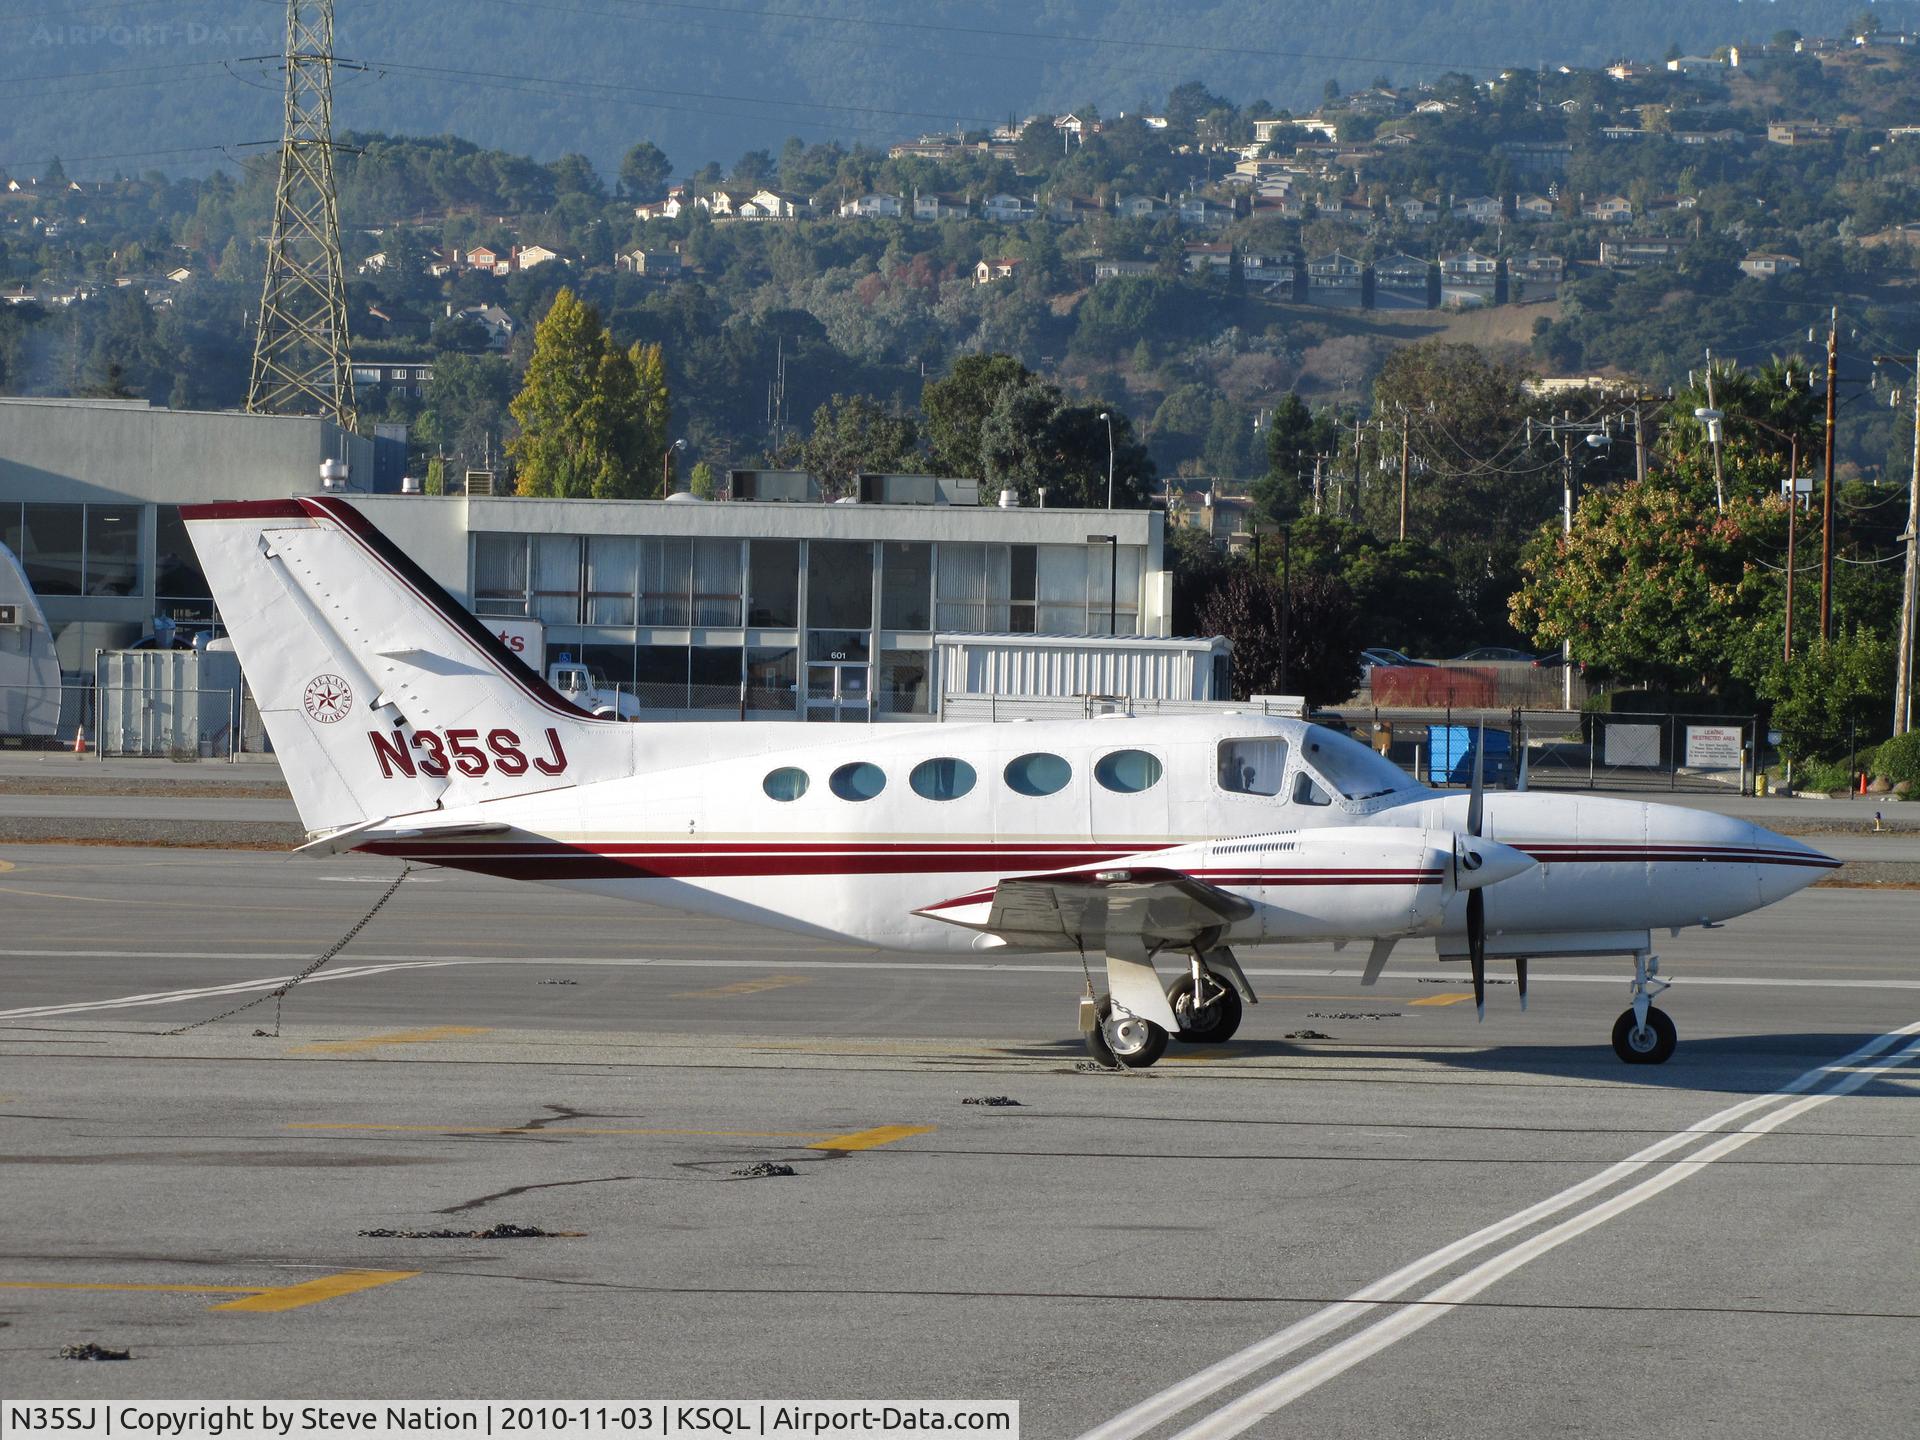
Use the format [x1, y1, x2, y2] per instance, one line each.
[1359, 710, 1758, 794]
[0, 685, 90, 751]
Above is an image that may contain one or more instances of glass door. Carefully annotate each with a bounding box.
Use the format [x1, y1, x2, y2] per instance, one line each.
[806, 663, 870, 721]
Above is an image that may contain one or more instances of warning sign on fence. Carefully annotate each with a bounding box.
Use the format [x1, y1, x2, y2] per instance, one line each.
[1685, 724, 1744, 770]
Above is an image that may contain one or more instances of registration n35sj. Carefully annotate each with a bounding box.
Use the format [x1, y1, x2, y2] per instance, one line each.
[185, 498, 1837, 1068]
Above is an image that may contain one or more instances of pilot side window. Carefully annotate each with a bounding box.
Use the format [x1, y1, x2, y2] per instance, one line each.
[1292, 771, 1333, 807]
[1218, 738, 1288, 796]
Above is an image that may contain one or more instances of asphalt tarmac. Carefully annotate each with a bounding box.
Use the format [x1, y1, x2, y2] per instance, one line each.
[2, 844, 1917, 1439]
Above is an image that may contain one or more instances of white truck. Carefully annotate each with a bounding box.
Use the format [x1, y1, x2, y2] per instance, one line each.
[0, 541, 62, 739]
[547, 660, 642, 720]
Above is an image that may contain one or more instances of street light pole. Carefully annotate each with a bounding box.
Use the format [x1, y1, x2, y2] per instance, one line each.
[1098, 411, 1115, 509]
[1821, 308, 1838, 641]
[1785, 437, 1800, 665]
[663, 437, 686, 496]
[1897, 348, 1920, 734]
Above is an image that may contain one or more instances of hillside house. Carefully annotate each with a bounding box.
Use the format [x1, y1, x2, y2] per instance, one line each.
[1046, 194, 1103, 223]
[617, 247, 683, 276]
[1514, 193, 1557, 222]
[1399, 197, 1441, 224]
[515, 244, 562, 269]
[1599, 237, 1683, 268]
[1183, 242, 1234, 273]
[1768, 121, 1841, 146]
[446, 303, 516, 349]
[1582, 195, 1633, 224]
[1306, 252, 1363, 305]
[1739, 252, 1801, 279]
[914, 192, 970, 221]
[1452, 195, 1504, 224]
[974, 257, 1022, 285]
[1439, 249, 1498, 290]
[1116, 194, 1169, 221]
[838, 192, 904, 219]
[981, 193, 1037, 223]
[1178, 195, 1237, 227]
[1093, 259, 1159, 283]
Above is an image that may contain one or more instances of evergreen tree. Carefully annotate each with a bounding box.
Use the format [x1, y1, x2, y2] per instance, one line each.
[508, 288, 667, 499]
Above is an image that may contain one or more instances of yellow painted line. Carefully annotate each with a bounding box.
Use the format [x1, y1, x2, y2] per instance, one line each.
[0, 860, 16, 874]
[670, 974, 811, 1000]
[1410, 993, 1477, 1007]
[286, 1122, 822, 1138]
[0, 1269, 416, 1313]
[213, 1269, 417, 1313]
[291, 1026, 491, 1055]
[810, 1124, 934, 1152]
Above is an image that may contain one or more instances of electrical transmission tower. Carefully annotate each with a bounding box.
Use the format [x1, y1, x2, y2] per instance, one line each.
[247, 0, 355, 428]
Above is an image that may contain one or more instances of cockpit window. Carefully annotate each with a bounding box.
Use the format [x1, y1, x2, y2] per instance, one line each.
[1300, 724, 1414, 802]
[1218, 738, 1288, 796]
[1292, 771, 1333, 807]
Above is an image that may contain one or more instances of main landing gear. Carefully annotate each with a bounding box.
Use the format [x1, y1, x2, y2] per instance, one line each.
[1611, 949, 1677, 1065]
[1082, 945, 1254, 1068]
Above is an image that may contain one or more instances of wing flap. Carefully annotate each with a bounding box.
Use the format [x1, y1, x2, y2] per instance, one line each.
[917, 866, 1253, 946]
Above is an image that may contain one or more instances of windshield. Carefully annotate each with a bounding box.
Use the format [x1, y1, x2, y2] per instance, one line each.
[1299, 724, 1416, 802]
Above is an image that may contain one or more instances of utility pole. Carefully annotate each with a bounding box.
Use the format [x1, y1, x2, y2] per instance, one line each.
[1704, 349, 1725, 512]
[1397, 409, 1411, 541]
[1897, 348, 1920, 734]
[1821, 308, 1838, 642]
[1351, 415, 1363, 521]
[248, 0, 355, 428]
[1633, 402, 1647, 485]
[1784, 434, 1800, 665]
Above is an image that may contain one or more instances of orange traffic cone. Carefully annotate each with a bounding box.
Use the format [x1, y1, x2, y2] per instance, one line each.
[72, 726, 87, 756]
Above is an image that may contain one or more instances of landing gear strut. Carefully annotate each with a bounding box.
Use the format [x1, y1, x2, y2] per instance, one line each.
[1080, 944, 1255, 1066]
[1612, 949, 1676, 1064]
[1166, 954, 1244, 1045]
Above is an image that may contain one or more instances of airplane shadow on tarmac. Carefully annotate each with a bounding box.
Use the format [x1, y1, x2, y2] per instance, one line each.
[1005, 1031, 1917, 1097]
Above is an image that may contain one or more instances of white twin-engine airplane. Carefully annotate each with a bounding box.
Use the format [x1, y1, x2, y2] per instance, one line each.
[185, 497, 1839, 1068]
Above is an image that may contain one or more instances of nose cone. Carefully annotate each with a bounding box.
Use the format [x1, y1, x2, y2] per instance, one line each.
[1748, 821, 1842, 901]
[1455, 835, 1536, 890]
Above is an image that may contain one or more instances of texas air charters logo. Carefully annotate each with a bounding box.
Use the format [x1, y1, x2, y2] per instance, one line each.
[303, 673, 354, 724]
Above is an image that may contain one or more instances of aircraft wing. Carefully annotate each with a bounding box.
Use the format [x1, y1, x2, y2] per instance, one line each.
[916, 865, 1253, 947]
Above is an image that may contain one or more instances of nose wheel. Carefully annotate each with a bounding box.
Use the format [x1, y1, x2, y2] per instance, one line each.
[1612, 1006, 1676, 1063]
[1613, 950, 1676, 1064]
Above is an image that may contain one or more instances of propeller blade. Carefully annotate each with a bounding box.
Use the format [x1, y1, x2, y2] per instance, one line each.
[1468, 887, 1486, 1021]
[1466, 717, 1486, 839]
[1516, 957, 1529, 1012]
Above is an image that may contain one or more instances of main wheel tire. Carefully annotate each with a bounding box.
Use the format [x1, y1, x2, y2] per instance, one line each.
[1612, 1006, 1677, 1065]
[1084, 997, 1168, 1069]
[1167, 978, 1244, 1044]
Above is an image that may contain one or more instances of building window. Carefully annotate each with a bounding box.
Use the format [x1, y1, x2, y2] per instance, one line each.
[634, 644, 688, 708]
[763, 767, 809, 801]
[18, 502, 83, 596]
[585, 537, 639, 625]
[808, 540, 873, 630]
[84, 506, 140, 596]
[880, 542, 932, 630]
[1219, 738, 1288, 796]
[692, 538, 744, 626]
[473, 533, 529, 616]
[878, 649, 931, 715]
[639, 537, 691, 625]
[1095, 749, 1163, 793]
[1008, 543, 1036, 633]
[829, 761, 887, 801]
[935, 543, 1009, 632]
[690, 645, 743, 708]
[746, 646, 798, 712]
[530, 535, 580, 624]
[748, 540, 799, 627]
[154, 506, 211, 605]
[1004, 752, 1071, 797]
[910, 757, 976, 801]
[578, 642, 635, 684]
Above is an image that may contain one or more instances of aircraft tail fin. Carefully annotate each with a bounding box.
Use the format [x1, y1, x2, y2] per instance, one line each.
[183, 497, 628, 839]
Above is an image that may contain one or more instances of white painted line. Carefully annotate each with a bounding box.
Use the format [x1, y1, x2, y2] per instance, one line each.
[1078, 1019, 1920, 1440]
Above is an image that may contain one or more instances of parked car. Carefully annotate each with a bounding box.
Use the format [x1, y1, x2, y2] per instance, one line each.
[1360, 647, 1432, 673]
[1454, 645, 1538, 663]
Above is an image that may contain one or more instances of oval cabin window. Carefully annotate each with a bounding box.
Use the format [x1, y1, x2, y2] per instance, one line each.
[762, 767, 809, 802]
[1095, 749, 1163, 794]
[910, 757, 977, 801]
[1004, 752, 1072, 797]
[829, 761, 888, 801]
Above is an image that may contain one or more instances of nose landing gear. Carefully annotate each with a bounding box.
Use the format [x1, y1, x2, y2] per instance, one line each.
[1612, 949, 1677, 1064]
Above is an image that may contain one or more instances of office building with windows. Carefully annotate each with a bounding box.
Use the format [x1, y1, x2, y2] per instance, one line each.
[0, 398, 1228, 718]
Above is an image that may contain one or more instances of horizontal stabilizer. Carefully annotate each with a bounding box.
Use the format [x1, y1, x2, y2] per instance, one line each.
[296, 818, 512, 858]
